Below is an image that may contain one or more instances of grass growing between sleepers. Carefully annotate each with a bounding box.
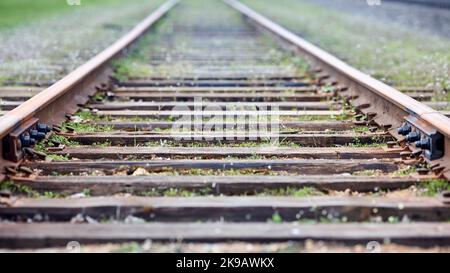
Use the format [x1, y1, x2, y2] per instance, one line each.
[419, 179, 450, 197]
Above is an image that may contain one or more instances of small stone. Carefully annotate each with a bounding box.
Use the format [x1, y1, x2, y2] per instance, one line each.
[132, 167, 150, 176]
[124, 215, 146, 224]
[70, 213, 85, 224]
[69, 192, 86, 199]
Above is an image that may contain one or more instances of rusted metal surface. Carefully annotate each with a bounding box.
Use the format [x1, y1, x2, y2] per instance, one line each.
[0, 0, 179, 165]
[223, 0, 450, 174]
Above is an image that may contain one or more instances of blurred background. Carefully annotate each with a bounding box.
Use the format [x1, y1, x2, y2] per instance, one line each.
[0, 0, 449, 90]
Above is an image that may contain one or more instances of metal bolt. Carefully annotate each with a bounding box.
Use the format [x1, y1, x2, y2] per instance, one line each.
[30, 129, 46, 140]
[20, 134, 32, 147]
[415, 138, 430, 149]
[37, 123, 51, 133]
[397, 124, 411, 136]
[406, 131, 421, 142]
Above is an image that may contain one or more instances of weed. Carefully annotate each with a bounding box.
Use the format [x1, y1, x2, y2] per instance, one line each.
[270, 212, 283, 223]
[392, 166, 416, 177]
[0, 180, 39, 197]
[46, 154, 70, 161]
[419, 179, 450, 196]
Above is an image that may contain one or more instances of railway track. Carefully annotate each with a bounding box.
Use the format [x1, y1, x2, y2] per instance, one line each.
[0, 0, 450, 251]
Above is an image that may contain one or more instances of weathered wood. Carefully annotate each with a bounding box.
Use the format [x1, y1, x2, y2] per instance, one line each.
[424, 101, 450, 110]
[401, 92, 433, 101]
[123, 76, 308, 81]
[397, 87, 435, 93]
[24, 159, 398, 175]
[95, 110, 343, 118]
[2, 222, 450, 248]
[0, 94, 33, 100]
[0, 101, 22, 111]
[67, 133, 391, 146]
[89, 101, 340, 111]
[93, 120, 355, 131]
[112, 92, 332, 101]
[11, 175, 423, 195]
[1, 196, 447, 222]
[113, 86, 317, 92]
[110, 91, 431, 101]
[115, 79, 311, 87]
[0, 87, 42, 95]
[56, 146, 400, 159]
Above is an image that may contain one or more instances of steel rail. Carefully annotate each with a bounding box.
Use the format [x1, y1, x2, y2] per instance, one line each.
[0, 0, 179, 140]
[223, 0, 450, 175]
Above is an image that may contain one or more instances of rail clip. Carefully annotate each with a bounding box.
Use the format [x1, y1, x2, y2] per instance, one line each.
[2, 118, 51, 162]
[397, 116, 444, 161]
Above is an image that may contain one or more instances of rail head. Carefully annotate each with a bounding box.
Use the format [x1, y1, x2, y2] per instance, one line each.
[0, 0, 179, 165]
[223, 0, 450, 175]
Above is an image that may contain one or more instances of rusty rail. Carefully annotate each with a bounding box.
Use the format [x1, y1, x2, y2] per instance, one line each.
[0, 0, 179, 166]
[223, 0, 450, 178]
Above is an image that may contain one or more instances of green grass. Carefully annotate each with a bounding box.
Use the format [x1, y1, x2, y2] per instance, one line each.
[48, 134, 79, 147]
[112, 242, 143, 253]
[270, 212, 283, 223]
[242, 0, 450, 88]
[141, 187, 213, 197]
[0, 180, 39, 197]
[392, 166, 417, 177]
[0, 0, 136, 29]
[419, 179, 450, 196]
[46, 154, 70, 161]
[255, 187, 324, 197]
